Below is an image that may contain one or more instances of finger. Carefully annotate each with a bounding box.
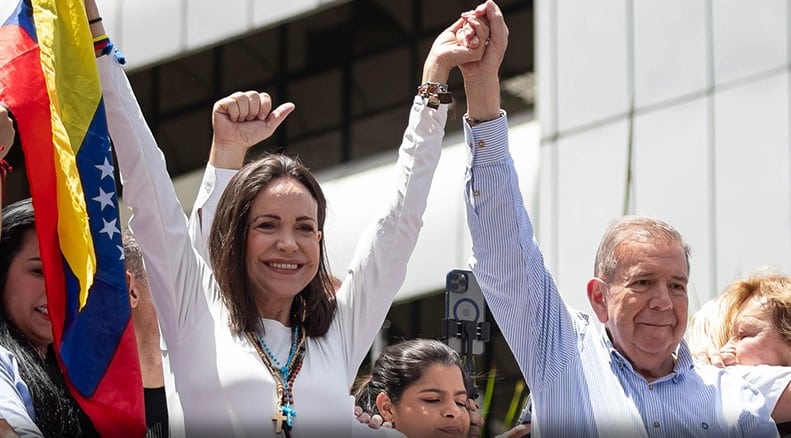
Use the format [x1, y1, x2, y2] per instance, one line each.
[721, 353, 738, 366]
[255, 92, 273, 121]
[720, 348, 738, 366]
[485, 0, 509, 49]
[465, 15, 490, 47]
[354, 406, 363, 417]
[446, 16, 466, 35]
[265, 102, 295, 130]
[357, 412, 371, 424]
[497, 424, 529, 438]
[233, 92, 250, 122]
[214, 95, 241, 122]
[243, 91, 261, 122]
[368, 414, 383, 429]
[455, 26, 471, 48]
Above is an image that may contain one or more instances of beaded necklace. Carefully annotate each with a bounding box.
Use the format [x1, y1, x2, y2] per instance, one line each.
[245, 324, 306, 436]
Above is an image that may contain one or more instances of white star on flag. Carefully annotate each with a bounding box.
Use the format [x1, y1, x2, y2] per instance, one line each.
[95, 158, 115, 180]
[92, 187, 115, 211]
[118, 245, 125, 261]
[99, 218, 120, 240]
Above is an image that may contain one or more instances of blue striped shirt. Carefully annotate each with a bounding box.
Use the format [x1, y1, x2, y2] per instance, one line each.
[463, 114, 779, 437]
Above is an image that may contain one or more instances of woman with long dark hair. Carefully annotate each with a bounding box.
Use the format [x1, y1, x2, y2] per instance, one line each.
[101, 2, 493, 436]
[0, 199, 97, 437]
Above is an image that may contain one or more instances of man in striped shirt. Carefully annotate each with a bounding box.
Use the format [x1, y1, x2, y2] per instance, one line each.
[460, 6, 791, 437]
[464, 131, 791, 437]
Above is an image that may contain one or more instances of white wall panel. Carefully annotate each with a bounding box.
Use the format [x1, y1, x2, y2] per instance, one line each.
[556, 0, 629, 131]
[712, 0, 788, 84]
[555, 121, 630, 311]
[103, 0, 349, 70]
[320, 118, 541, 301]
[633, 0, 707, 108]
[119, 0, 183, 68]
[537, 141, 557, 276]
[252, 0, 324, 28]
[633, 98, 714, 305]
[714, 73, 791, 289]
[186, 0, 248, 50]
[535, 0, 556, 139]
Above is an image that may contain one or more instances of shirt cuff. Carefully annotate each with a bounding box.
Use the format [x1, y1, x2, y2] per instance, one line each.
[193, 163, 236, 210]
[463, 110, 509, 166]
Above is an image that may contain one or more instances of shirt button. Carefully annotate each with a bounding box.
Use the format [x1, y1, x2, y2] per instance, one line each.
[473, 189, 480, 197]
[648, 384, 653, 390]
[469, 142, 474, 149]
[477, 140, 486, 148]
[653, 421, 660, 428]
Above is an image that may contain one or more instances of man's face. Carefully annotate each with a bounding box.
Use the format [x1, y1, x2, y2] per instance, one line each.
[601, 240, 689, 377]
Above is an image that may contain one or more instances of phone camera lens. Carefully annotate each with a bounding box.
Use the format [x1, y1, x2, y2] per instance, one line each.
[448, 272, 468, 293]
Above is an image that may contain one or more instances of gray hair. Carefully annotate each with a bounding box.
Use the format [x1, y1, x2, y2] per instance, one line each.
[122, 229, 147, 285]
[593, 215, 691, 282]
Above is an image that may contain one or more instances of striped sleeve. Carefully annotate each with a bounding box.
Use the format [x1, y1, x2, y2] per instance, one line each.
[463, 113, 579, 392]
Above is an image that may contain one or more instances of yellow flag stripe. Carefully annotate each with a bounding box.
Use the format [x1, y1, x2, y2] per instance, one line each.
[32, 0, 98, 308]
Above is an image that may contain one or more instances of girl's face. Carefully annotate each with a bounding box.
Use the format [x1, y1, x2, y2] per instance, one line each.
[379, 363, 470, 438]
[2, 230, 51, 353]
[724, 295, 791, 366]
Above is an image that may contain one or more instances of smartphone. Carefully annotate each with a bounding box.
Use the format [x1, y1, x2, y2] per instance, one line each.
[444, 269, 487, 356]
[518, 393, 533, 425]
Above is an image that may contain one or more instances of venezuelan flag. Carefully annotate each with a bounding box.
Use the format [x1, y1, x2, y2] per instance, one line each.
[0, 0, 144, 435]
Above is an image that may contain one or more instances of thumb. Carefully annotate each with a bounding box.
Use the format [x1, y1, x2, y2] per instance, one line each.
[263, 102, 295, 129]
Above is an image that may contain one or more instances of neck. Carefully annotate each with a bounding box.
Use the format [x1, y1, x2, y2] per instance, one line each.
[255, 296, 295, 326]
[133, 319, 164, 388]
[633, 355, 675, 382]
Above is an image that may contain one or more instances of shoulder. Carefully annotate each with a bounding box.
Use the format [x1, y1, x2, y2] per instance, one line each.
[0, 345, 18, 374]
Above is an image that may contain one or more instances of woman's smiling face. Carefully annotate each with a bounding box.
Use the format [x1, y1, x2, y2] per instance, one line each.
[2, 229, 51, 354]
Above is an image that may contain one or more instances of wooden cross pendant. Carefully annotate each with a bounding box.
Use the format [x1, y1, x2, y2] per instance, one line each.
[272, 410, 288, 434]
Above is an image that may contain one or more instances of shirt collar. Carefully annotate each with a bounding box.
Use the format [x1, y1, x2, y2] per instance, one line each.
[600, 331, 695, 381]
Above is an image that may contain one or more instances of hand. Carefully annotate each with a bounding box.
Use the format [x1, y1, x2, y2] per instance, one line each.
[460, 1, 508, 84]
[421, 12, 489, 84]
[0, 105, 14, 160]
[467, 399, 485, 438]
[209, 91, 295, 169]
[354, 405, 393, 430]
[459, 1, 509, 122]
[694, 344, 738, 368]
[496, 423, 531, 438]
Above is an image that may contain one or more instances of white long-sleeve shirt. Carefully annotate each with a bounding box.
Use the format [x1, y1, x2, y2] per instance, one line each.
[99, 53, 445, 437]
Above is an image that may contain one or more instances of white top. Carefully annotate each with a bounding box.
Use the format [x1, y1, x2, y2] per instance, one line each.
[0, 346, 42, 437]
[99, 54, 445, 437]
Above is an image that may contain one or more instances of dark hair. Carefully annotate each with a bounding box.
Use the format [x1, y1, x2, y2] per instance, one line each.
[209, 154, 336, 337]
[0, 198, 84, 436]
[354, 339, 468, 415]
